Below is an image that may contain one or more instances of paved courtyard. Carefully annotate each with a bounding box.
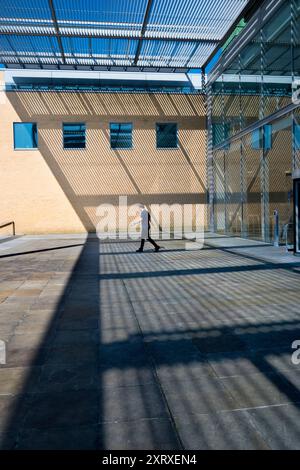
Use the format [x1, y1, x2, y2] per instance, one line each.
[1, 234, 300, 449]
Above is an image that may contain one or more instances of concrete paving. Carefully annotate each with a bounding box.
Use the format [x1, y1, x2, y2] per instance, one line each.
[1, 234, 300, 449]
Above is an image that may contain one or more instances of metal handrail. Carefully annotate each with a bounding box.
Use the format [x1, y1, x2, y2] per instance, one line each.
[0, 221, 15, 236]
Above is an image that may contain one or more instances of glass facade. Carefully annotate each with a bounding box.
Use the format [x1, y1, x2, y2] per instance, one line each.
[63, 123, 86, 149]
[110, 123, 133, 149]
[208, 0, 300, 249]
[295, 179, 300, 252]
[156, 123, 178, 149]
[13, 122, 38, 149]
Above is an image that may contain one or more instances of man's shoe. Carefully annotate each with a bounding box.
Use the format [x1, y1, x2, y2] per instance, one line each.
[136, 249, 143, 253]
[154, 246, 161, 252]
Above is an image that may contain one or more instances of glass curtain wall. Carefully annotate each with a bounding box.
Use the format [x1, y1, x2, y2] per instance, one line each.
[266, 115, 293, 244]
[225, 140, 242, 236]
[213, 148, 226, 233]
[209, 0, 300, 246]
[242, 132, 262, 240]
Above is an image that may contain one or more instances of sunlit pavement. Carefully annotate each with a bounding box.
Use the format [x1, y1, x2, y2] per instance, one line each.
[1, 234, 300, 449]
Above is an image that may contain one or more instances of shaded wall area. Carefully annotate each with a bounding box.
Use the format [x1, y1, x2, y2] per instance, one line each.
[0, 82, 207, 234]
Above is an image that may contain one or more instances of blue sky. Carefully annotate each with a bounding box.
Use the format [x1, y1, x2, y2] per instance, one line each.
[204, 49, 222, 74]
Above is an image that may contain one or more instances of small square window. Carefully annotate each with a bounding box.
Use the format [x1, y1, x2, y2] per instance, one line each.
[13, 123, 38, 149]
[63, 123, 86, 149]
[110, 123, 133, 149]
[156, 123, 178, 148]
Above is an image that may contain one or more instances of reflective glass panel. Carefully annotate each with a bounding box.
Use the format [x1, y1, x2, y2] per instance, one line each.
[13, 123, 38, 149]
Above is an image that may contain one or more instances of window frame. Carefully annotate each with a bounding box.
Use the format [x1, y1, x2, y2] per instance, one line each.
[13, 122, 38, 150]
[63, 122, 86, 150]
[156, 122, 178, 149]
[109, 122, 133, 150]
[251, 125, 272, 150]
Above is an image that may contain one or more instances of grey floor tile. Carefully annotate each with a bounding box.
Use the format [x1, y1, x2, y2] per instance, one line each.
[57, 318, 99, 330]
[37, 363, 98, 392]
[16, 425, 99, 450]
[220, 371, 300, 408]
[0, 432, 16, 450]
[99, 342, 151, 369]
[45, 344, 98, 366]
[161, 376, 236, 415]
[146, 338, 203, 365]
[99, 383, 169, 422]
[174, 410, 269, 450]
[23, 390, 99, 429]
[246, 404, 300, 449]
[0, 394, 29, 433]
[155, 362, 216, 384]
[0, 367, 41, 394]
[51, 329, 99, 347]
[100, 366, 156, 389]
[193, 334, 247, 354]
[100, 418, 180, 450]
[206, 351, 268, 378]
[3, 347, 48, 367]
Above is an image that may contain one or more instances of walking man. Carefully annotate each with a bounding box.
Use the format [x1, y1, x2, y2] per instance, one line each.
[135, 204, 161, 253]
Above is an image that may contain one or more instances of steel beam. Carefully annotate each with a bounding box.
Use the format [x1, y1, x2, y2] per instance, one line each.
[3, 62, 192, 73]
[48, 0, 66, 64]
[202, 0, 262, 72]
[134, 0, 154, 65]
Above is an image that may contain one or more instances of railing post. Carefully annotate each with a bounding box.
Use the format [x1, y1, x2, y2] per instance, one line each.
[273, 209, 279, 247]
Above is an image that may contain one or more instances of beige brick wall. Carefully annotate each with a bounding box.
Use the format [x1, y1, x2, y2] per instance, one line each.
[0, 74, 207, 234]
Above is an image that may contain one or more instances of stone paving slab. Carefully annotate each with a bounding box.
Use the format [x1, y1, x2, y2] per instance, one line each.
[204, 232, 300, 264]
[0, 367, 41, 395]
[1, 234, 300, 449]
[100, 418, 180, 450]
[174, 410, 270, 450]
[15, 425, 99, 450]
[245, 403, 300, 450]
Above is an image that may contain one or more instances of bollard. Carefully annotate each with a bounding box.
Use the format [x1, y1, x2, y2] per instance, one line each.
[273, 209, 279, 247]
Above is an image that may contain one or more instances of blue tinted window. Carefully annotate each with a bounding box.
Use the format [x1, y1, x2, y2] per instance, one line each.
[294, 123, 300, 150]
[264, 125, 272, 150]
[63, 123, 86, 149]
[110, 123, 132, 149]
[212, 123, 230, 146]
[13, 123, 38, 149]
[251, 125, 272, 150]
[252, 128, 262, 149]
[212, 123, 223, 147]
[156, 123, 178, 148]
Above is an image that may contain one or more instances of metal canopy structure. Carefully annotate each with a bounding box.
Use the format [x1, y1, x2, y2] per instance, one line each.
[0, 0, 251, 72]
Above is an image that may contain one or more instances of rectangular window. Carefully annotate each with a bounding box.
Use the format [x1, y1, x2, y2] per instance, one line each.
[63, 123, 86, 149]
[251, 128, 262, 149]
[251, 125, 272, 150]
[212, 123, 230, 146]
[13, 123, 38, 149]
[110, 123, 133, 149]
[294, 123, 300, 150]
[264, 124, 272, 150]
[156, 123, 178, 148]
